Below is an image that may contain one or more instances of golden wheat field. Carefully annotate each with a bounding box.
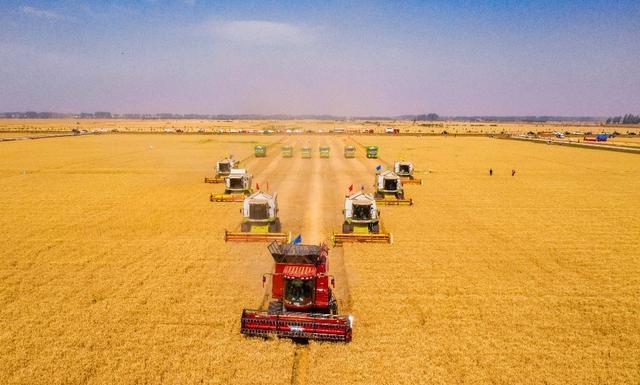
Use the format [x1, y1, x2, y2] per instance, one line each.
[1, 118, 638, 136]
[1, 131, 639, 384]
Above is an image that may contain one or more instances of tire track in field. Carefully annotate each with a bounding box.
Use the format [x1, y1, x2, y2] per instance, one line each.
[290, 137, 358, 385]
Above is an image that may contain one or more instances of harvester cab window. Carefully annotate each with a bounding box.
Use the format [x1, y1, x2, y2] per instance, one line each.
[249, 202, 268, 219]
[284, 278, 314, 307]
[229, 177, 243, 189]
[353, 204, 372, 220]
[399, 164, 410, 174]
[383, 178, 398, 191]
[219, 162, 230, 173]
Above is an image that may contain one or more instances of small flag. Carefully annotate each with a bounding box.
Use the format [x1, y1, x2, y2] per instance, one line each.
[376, 165, 382, 171]
[266, 181, 269, 191]
[292, 234, 302, 245]
[348, 184, 353, 193]
[256, 182, 260, 190]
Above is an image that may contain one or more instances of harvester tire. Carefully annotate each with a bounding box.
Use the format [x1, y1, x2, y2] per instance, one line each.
[269, 219, 281, 233]
[370, 223, 380, 234]
[375, 192, 384, 199]
[396, 192, 405, 200]
[241, 222, 251, 232]
[342, 222, 353, 234]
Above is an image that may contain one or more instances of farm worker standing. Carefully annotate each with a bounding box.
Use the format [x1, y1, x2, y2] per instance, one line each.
[512, 169, 516, 176]
[489, 168, 493, 176]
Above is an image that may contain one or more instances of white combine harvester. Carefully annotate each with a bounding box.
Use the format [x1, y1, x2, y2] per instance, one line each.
[374, 170, 412, 205]
[224, 191, 289, 242]
[210, 168, 253, 202]
[393, 161, 422, 185]
[332, 191, 392, 245]
[205, 157, 239, 184]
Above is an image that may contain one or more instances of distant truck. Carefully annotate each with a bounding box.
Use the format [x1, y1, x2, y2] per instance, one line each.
[255, 145, 267, 157]
[282, 145, 293, 158]
[584, 133, 609, 142]
[319, 146, 330, 158]
[344, 145, 356, 158]
[384, 127, 400, 134]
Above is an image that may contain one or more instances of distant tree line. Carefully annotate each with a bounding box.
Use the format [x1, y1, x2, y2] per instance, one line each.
[413, 113, 440, 121]
[606, 114, 640, 124]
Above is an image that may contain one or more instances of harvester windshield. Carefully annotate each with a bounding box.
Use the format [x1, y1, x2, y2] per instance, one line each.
[249, 201, 268, 219]
[384, 178, 398, 191]
[229, 177, 244, 189]
[284, 278, 314, 307]
[399, 164, 410, 174]
[219, 162, 230, 173]
[352, 203, 372, 220]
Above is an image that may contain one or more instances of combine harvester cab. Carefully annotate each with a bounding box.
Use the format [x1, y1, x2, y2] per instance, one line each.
[241, 241, 353, 342]
[394, 160, 422, 185]
[332, 191, 392, 245]
[282, 145, 293, 158]
[210, 169, 253, 202]
[224, 191, 289, 242]
[374, 170, 413, 205]
[301, 146, 312, 159]
[254, 145, 267, 157]
[344, 145, 356, 158]
[319, 146, 330, 158]
[204, 157, 238, 184]
[366, 146, 379, 159]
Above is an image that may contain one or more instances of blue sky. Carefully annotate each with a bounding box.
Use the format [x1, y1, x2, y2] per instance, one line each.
[1, 1, 638, 115]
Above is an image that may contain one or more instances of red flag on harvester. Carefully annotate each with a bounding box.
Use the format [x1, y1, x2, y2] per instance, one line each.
[256, 182, 260, 190]
[348, 184, 353, 193]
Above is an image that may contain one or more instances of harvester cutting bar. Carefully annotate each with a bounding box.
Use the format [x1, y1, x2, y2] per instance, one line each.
[332, 232, 392, 246]
[204, 177, 225, 184]
[210, 193, 246, 202]
[224, 230, 290, 242]
[375, 198, 413, 206]
[241, 309, 352, 342]
[400, 177, 422, 185]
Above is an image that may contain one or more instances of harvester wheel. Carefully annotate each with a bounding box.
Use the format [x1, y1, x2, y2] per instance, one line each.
[268, 219, 281, 233]
[370, 222, 380, 234]
[396, 192, 405, 199]
[375, 192, 384, 199]
[241, 222, 251, 232]
[342, 222, 353, 234]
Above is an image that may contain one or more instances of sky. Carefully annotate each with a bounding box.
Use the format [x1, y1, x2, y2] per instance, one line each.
[0, 1, 639, 116]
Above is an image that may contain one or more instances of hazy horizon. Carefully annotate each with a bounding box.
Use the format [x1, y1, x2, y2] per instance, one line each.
[1, 1, 639, 116]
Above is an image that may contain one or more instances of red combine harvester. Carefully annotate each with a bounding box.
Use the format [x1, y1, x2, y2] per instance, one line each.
[241, 241, 353, 342]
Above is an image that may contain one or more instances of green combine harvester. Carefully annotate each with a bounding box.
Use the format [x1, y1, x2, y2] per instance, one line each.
[319, 146, 330, 158]
[366, 146, 379, 159]
[254, 145, 267, 157]
[282, 145, 293, 158]
[301, 146, 312, 159]
[344, 145, 356, 158]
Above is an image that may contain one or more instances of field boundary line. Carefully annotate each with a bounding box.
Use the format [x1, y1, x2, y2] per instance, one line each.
[500, 135, 640, 154]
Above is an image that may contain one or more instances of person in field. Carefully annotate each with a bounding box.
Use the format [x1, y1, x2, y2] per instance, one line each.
[512, 169, 516, 176]
[489, 168, 493, 176]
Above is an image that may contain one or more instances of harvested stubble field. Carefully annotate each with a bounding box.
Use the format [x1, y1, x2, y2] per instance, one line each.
[1, 132, 639, 384]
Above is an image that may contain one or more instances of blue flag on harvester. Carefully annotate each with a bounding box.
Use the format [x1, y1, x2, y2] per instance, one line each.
[292, 234, 302, 245]
[376, 165, 382, 171]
